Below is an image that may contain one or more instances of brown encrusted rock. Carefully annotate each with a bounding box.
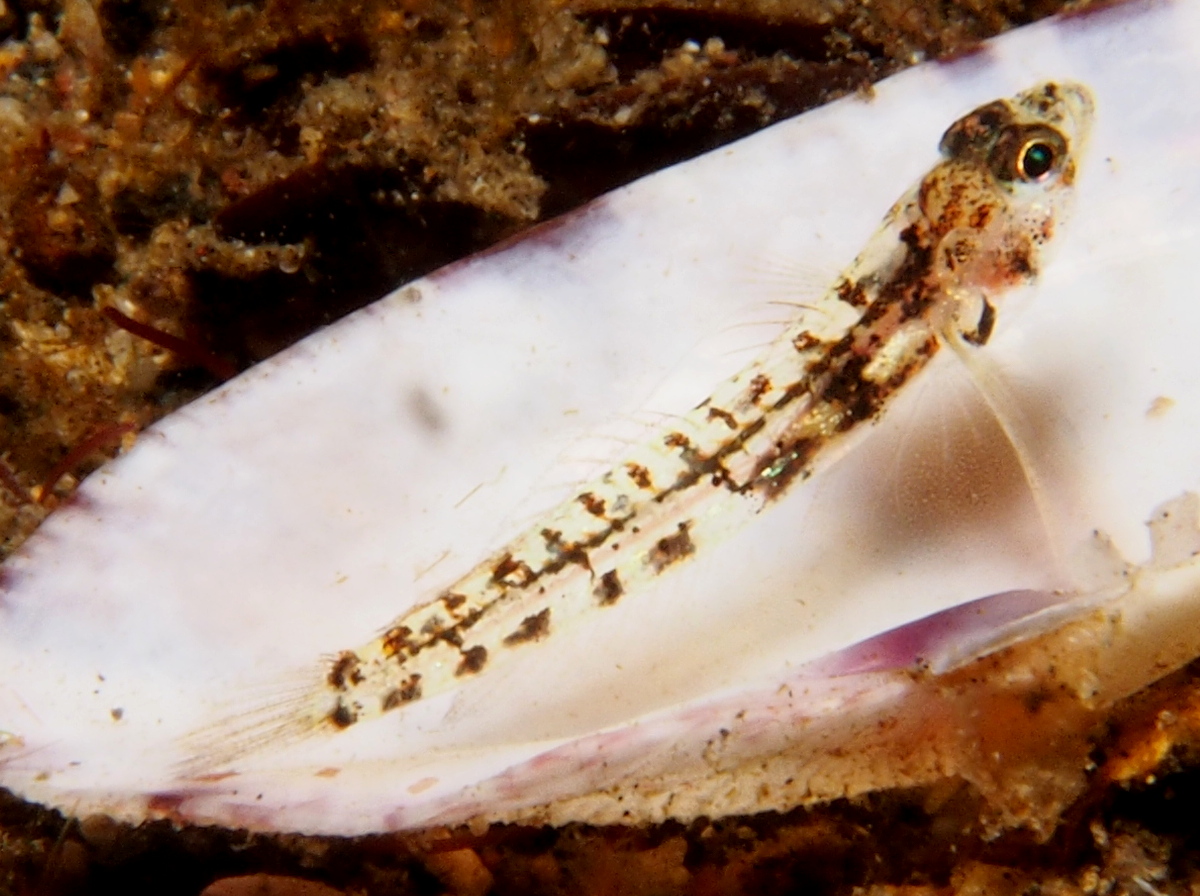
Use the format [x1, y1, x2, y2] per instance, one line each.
[422, 846, 495, 896]
[200, 874, 346, 896]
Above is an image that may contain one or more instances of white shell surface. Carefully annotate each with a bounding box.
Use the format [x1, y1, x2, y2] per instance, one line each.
[2, 0, 1200, 835]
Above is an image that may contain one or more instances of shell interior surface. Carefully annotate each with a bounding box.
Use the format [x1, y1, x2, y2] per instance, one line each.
[1, 0, 1200, 836]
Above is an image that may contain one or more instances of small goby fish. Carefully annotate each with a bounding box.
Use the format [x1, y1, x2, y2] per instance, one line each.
[189, 81, 1094, 764]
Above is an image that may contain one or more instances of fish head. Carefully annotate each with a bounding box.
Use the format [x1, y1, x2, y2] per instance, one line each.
[938, 80, 1094, 187]
[920, 80, 1095, 294]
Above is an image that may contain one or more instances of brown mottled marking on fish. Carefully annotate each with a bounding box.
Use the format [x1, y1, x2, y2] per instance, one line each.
[455, 645, 488, 676]
[747, 374, 771, 405]
[648, 522, 696, 573]
[594, 569, 623, 605]
[792, 332, 824, 353]
[706, 407, 738, 429]
[328, 700, 357, 729]
[1006, 246, 1033, 278]
[969, 204, 993, 229]
[578, 491, 607, 517]
[381, 626, 415, 658]
[503, 609, 552, 646]
[750, 436, 820, 498]
[625, 462, 653, 490]
[663, 432, 692, 450]
[491, 553, 536, 587]
[663, 431, 701, 469]
[382, 675, 422, 709]
[542, 528, 594, 574]
[837, 279, 868, 308]
[327, 652, 364, 690]
[708, 460, 736, 490]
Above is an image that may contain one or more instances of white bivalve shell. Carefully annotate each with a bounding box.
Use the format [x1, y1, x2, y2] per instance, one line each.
[2, 0, 1199, 838]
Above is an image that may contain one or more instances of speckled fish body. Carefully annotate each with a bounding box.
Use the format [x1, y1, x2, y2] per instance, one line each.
[173, 78, 1093, 766]
[2, 0, 1200, 836]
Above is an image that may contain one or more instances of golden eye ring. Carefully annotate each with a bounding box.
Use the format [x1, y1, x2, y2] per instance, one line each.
[1017, 139, 1057, 181]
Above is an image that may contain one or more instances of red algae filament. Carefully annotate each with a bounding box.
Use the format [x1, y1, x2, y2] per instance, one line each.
[101, 307, 238, 382]
[34, 422, 138, 504]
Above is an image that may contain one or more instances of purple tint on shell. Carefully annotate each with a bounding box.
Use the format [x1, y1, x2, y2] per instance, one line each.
[800, 589, 1067, 677]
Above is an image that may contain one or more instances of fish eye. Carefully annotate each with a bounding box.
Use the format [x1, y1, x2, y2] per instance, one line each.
[1018, 140, 1057, 180]
[987, 126, 1067, 186]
